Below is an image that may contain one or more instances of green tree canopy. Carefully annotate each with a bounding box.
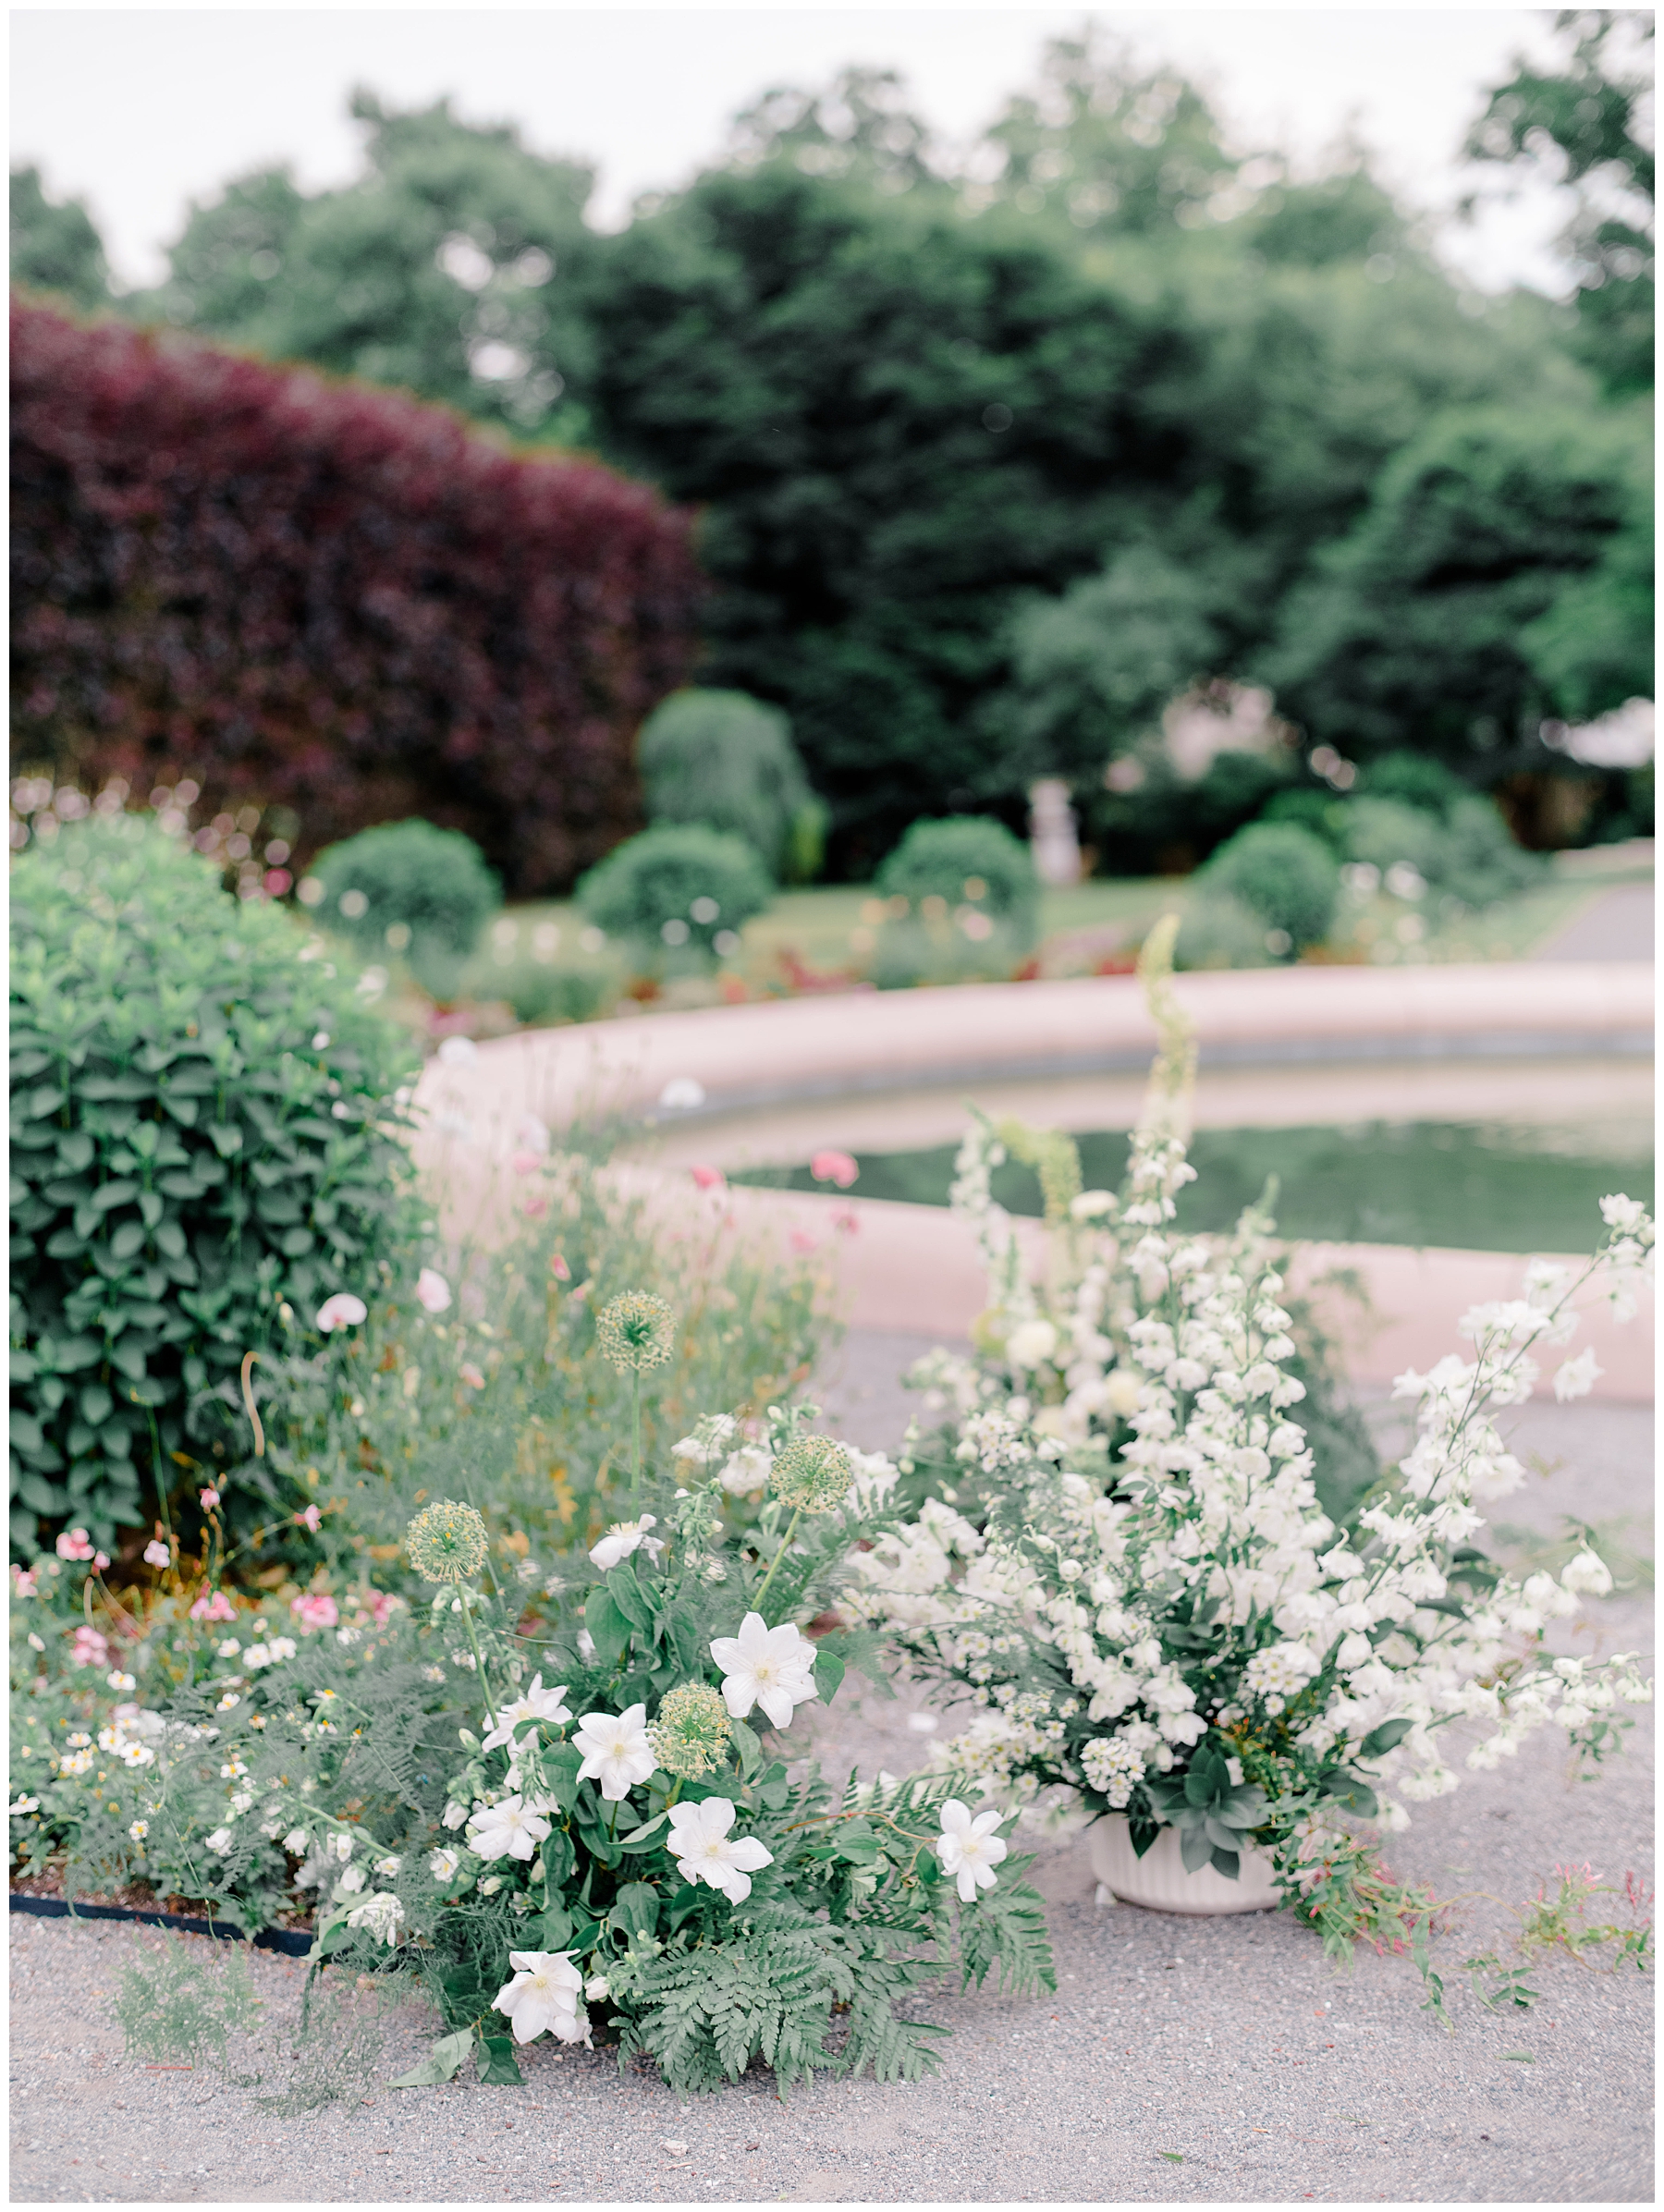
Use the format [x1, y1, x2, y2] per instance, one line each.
[9, 165, 109, 308]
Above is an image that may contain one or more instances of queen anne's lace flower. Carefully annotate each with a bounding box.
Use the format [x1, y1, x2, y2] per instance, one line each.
[769, 1436, 852, 1514]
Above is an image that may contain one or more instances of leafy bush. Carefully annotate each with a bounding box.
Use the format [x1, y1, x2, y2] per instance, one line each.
[1441, 795, 1544, 903]
[639, 689, 827, 884]
[875, 817, 1039, 952]
[576, 824, 774, 968]
[1259, 788, 1349, 847]
[10, 299, 702, 896]
[1363, 751, 1467, 816]
[1173, 892, 1274, 972]
[9, 813, 423, 1553]
[306, 821, 501, 1003]
[1343, 798, 1451, 887]
[1198, 822, 1339, 951]
[494, 957, 619, 1029]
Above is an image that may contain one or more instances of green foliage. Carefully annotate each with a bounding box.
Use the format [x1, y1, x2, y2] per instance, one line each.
[9, 814, 423, 1551]
[577, 823, 774, 968]
[639, 690, 825, 884]
[9, 165, 109, 308]
[1144, 1741, 1269, 1877]
[1343, 798, 1450, 885]
[1362, 751, 1469, 815]
[876, 817, 1038, 948]
[1172, 893, 1273, 972]
[114, 1933, 262, 2067]
[1199, 821, 1339, 949]
[308, 820, 502, 1003]
[492, 954, 618, 1029]
[1345, 794, 1541, 909]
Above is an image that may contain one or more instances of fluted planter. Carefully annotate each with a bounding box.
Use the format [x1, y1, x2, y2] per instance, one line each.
[1089, 1815, 1280, 1915]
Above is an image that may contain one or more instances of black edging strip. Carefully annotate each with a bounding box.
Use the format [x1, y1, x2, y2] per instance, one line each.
[10, 1890, 313, 1955]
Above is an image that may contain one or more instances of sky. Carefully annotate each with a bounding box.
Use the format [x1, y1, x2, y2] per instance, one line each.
[12, 6, 1579, 295]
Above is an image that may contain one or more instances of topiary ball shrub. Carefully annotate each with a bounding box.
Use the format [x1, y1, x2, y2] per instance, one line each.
[304, 821, 501, 1003]
[10, 813, 425, 1555]
[576, 822, 774, 970]
[1172, 892, 1275, 972]
[1200, 821, 1339, 954]
[1363, 752, 1468, 817]
[1343, 798, 1450, 890]
[1259, 788, 1349, 848]
[638, 688, 827, 884]
[875, 816, 1040, 955]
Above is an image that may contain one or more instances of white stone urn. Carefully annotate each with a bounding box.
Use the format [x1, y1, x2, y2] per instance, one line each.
[1089, 1815, 1280, 1915]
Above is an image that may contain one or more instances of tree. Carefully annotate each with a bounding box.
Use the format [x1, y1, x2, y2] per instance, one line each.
[1464, 9, 1654, 394]
[129, 92, 597, 441]
[1264, 404, 1652, 764]
[10, 165, 109, 308]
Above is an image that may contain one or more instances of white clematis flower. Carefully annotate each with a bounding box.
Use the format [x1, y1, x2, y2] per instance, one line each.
[709, 1611, 820, 1729]
[345, 1891, 405, 1946]
[482, 1675, 573, 1752]
[466, 1793, 553, 1862]
[494, 1949, 589, 2045]
[572, 1704, 656, 1801]
[935, 1799, 1008, 1903]
[667, 1796, 775, 1904]
[589, 1516, 663, 1573]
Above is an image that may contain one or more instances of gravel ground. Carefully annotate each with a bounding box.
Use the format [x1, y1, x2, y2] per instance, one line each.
[10, 1356, 1653, 2206]
[1535, 883, 1654, 962]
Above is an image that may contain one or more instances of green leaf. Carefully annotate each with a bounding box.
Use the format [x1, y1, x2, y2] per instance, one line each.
[812, 1646, 845, 1703]
[728, 1717, 763, 1776]
[1157, 2151, 1184, 2163]
[1499, 2051, 1535, 2063]
[610, 1881, 660, 1941]
[606, 1561, 656, 1635]
[110, 1220, 146, 1263]
[388, 2027, 475, 2089]
[618, 1810, 669, 1848]
[207, 1124, 243, 1158]
[476, 2033, 523, 2086]
[524, 1902, 573, 1951]
[584, 1586, 630, 1670]
[1359, 1717, 1414, 1759]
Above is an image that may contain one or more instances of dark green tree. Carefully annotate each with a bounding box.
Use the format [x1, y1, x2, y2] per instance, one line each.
[1463, 9, 1654, 394]
[10, 165, 109, 308]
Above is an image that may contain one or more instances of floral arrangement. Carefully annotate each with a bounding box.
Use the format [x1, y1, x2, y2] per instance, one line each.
[848, 923, 1654, 1943]
[18, 1295, 1051, 2096]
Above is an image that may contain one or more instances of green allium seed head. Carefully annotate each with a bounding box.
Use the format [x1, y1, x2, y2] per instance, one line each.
[405, 1498, 490, 1584]
[769, 1435, 852, 1515]
[646, 1681, 731, 1780]
[596, 1290, 678, 1375]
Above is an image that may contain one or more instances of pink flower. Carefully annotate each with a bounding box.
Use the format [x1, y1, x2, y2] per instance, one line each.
[291, 1592, 338, 1632]
[190, 1590, 237, 1623]
[522, 1193, 549, 1220]
[295, 1504, 323, 1534]
[833, 1206, 860, 1237]
[569, 1280, 589, 1304]
[517, 1112, 551, 1155]
[416, 1268, 453, 1314]
[11, 1565, 37, 1597]
[316, 1292, 368, 1333]
[789, 1229, 819, 1254]
[70, 1625, 109, 1668]
[200, 1487, 221, 1510]
[93, 1551, 110, 1572]
[549, 1253, 571, 1282]
[810, 1150, 859, 1190]
[691, 1165, 726, 1192]
[459, 1362, 486, 1389]
[512, 1150, 543, 1177]
[364, 1591, 397, 1628]
[142, 1540, 170, 1569]
[56, 1528, 95, 1561]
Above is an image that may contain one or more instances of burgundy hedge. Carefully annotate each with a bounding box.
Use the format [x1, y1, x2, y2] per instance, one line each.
[10, 299, 704, 893]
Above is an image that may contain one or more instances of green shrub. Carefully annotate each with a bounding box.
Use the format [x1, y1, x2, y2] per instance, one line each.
[1343, 798, 1450, 887]
[875, 816, 1039, 953]
[9, 813, 424, 1553]
[306, 821, 501, 1002]
[1199, 821, 1340, 951]
[1259, 788, 1350, 847]
[1442, 795, 1543, 903]
[869, 915, 1032, 991]
[494, 957, 619, 1029]
[1172, 892, 1275, 971]
[576, 823, 774, 968]
[639, 688, 827, 883]
[1363, 751, 1467, 817]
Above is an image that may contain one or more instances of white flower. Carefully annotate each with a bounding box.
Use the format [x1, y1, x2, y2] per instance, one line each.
[416, 1267, 453, 1314]
[345, 1892, 405, 1946]
[316, 1292, 368, 1333]
[709, 1611, 820, 1729]
[336, 1864, 367, 1895]
[495, 1949, 589, 2045]
[482, 1675, 573, 1752]
[589, 1516, 662, 1573]
[572, 1704, 656, 1801]
[1560, 1550, 1614, 1597]
[1552, 1347, 1604, 1402]
[1599, 1193, 1648, 1234]
[716, 1445, 773, 1497]
[667, 1796, 775, 1904]
[584, 1974, 610, 2001]
[10, 1796, 41, 1816]
[128, 1819, 148, 1841]
[142, 1540, 170, 1568]
[467, 1794, 553, 1862]
[429, 1847, 463, 1882]
[107, 1669, 136, 1692]
[436, 1035, 478, 1068]
[441, 1801, 470, 1830]
[373, 1854, 402, 1877]
[282, 1827, 310, 1853]
[1007, 1320, 1058, 1371]
[204, 1827, 235, 1854]
[1104, 1369, 1144, 1418]
[935, 1800, 1008, 1902]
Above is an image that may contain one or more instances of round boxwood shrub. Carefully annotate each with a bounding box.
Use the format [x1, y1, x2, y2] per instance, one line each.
[576, 822, 774, 966]
[10, 813, 425, 1554]
[305, 820, 501, 1002]
[639, 688, 827, 884]
[1199, 821, 1339, 952]
[1173, 892, 1275, 972]
[1364, 752, 1467, 817]
[875, 816, 1040, 953]
[1343, 798, 1450, 888]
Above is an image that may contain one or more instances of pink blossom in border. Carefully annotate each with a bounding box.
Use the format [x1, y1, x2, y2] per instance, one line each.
[691, 1164, 726, 1192]
[55, 1527, 95, 1561]
[416, 1268, 453, 1314]
[810, 1150, 859, 1189]
[295, 1504, 323, 1534]
[291, 1592, 339, 1632]
[70, 1625, 110, 1668]
[316, 1292, 368, 1333]
[190, 1590, 238, 1623]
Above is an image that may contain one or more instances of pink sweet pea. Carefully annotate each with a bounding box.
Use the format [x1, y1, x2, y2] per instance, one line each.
[11, 1565, 37, 1597]
[459, 1362, 486, 1389]
[200, 1487, 221, 1510]
[142, 1540, 170, 1570]
[55, 1528, 95, 1561]
[522, 1192, 549, 1219]
[295, 1504, 323, 1534]
[512, 1150, 543, 1177]
[364, 1591, 397, 1628]
[70, 1625, 110, 1668]
[810, 1150, 859, 1189]
[190, 1590, 237, 1623]
[291, 1592, 339, 1632]
[316, 1292, 368, 1334]
[549, 1253, 570, 1282]
[691, 1165, 726, 1192]
[416, 1268, 453, 1314]
[789, 1228, 819, 1254]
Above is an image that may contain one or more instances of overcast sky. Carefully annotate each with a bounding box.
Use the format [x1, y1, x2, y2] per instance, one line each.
[13, 6, 1576, 294]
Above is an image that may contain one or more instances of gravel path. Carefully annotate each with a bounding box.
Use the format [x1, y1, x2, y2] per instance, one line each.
[11, 1367, 1652, 2206]
[1535, 883, 1655, 962]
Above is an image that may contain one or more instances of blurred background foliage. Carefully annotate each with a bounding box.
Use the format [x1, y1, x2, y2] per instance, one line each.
[9, 18, 1654, 883]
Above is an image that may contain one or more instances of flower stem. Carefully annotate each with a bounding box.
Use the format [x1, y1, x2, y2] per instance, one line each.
[630, 1369, 643, 1507]
[459, 1587, 499, 1731]
[751, 1509, 802, 1620]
